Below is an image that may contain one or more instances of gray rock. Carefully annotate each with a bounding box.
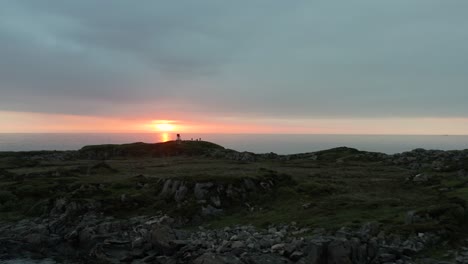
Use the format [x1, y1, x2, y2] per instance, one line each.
[239, 152, 256, 162]
[194, 182, 214, 200]
[349, 238, 367, 264]
[243, 179, 257, 191]
[367, 238, 379, 261]
[289, 251, 304, 261]
[232, 241, 245, 249]
[358, 222, 380, 239]
[174, 184, 188, 203]
[159, 179, 173, 198]
[327, 239, 352, 264]
[380, 253, 397, 262]
[132, 237, 144, 249]
[271, 243, 285, 252]
[194, 253, 243, 264]
[217, 240, 230, 253]
[405, 210, 417, 225]
[119, 194, 128, 204]
[150, 224, 177, 254]
[78, 227, 97, 249]
[202, 205, 223, 216]
[284, 241, 301, 256]
[300, 239, 328, 264]
[24, 233, 47, 251]
[159, 180, 181, 198]
[259, 238, 274, 249]
[244, 254, 291, 264]
[413, 173, 432, 182]
[211, 196, 222, 207]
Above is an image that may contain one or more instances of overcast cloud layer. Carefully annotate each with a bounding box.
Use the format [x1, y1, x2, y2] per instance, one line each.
[1, 0, 468, 119]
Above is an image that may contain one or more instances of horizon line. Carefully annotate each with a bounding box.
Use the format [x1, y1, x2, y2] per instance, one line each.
[0, 132, 466, 136]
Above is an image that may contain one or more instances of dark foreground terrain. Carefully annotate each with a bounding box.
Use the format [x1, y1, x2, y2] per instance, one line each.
[2, 141, 468, 263]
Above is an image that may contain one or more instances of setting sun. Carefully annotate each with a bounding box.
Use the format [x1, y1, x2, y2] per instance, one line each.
[155, 123, 175, 132]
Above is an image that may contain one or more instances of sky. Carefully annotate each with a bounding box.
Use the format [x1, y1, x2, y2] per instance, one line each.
[1, 1, 468, 134]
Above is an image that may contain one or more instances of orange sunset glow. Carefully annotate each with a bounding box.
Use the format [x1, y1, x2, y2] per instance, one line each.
[2, 111, 468, 135]
[0, 1, 467, 138]
[154, 122, 175, 132]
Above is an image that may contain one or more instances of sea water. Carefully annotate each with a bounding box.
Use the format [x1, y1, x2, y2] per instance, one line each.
[1, 133, 468, 154]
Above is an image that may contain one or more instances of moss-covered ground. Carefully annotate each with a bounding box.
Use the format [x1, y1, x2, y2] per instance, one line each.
[0, 142, 468, 242]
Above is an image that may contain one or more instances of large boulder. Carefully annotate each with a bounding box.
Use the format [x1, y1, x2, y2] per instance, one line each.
[159, 180, 181, 199]
[327, 239, 352, 264]
[78, 227, 97, 250]
[298, 239, 328, 264]
[349, 238, 367, 264]
[175, 184, 189, 202]
[194, 182, 214, 200]
[150, 224, 178, 255]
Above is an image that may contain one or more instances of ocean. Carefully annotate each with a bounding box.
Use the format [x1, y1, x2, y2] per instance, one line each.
[1, 133, 468, 154]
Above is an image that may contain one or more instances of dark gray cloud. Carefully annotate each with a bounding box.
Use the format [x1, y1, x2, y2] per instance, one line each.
[1, 0, 468, 118]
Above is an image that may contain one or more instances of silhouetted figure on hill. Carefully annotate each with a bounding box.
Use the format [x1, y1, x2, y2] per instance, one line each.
[176, 134, 181, 144]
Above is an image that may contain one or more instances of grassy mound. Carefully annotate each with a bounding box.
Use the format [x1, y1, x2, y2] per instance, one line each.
[79, 140, 224, 159]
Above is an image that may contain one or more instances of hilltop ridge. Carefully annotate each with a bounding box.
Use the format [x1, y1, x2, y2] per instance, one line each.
[78, 140, 225, 159]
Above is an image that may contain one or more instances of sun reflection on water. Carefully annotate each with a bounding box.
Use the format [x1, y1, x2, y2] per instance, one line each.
[159, 133, 170, 142]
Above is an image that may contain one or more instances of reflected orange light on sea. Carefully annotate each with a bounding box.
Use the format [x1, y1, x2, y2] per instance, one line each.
[159, 133, 171, 142]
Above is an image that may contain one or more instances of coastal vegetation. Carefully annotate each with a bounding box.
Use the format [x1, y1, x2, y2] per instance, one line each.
[2, 141, 468, 262]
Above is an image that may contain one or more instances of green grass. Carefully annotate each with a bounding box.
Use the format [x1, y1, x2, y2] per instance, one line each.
[1, 148, 468, 245]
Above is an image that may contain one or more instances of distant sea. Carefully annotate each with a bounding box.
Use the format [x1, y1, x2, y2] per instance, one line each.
[1, 133, 468, 154]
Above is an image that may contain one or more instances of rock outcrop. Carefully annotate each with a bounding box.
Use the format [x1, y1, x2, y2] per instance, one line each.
[0, 200, 445, 263]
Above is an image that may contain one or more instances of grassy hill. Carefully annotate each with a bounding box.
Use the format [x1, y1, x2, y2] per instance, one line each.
[78, 140, 225, 159]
